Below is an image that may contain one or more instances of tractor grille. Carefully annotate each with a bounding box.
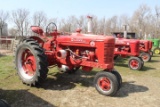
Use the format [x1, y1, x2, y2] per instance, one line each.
[149, 41, 152, 49]
[104, 43, 114, 63]
[135, 42, 139, 53]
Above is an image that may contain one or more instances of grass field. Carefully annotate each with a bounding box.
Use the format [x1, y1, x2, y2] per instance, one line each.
[0, 54, 160, 107]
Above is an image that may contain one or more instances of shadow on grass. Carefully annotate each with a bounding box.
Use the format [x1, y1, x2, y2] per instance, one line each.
[114, 63, 129, 68]
[0, 89, 55, 107]
[41, 70, 149, 98]
[149, 59, 160, 63]
[41, 70, 96, 90]
[116, 81, 149, 97]
[0, 54, 6, 57]
[140, 66, 156, 71]
[114, 57, 129, 68]
[151, 55, 160, 57]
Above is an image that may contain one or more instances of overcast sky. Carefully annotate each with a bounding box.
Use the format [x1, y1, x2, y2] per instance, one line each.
[0, 0, 160, 19]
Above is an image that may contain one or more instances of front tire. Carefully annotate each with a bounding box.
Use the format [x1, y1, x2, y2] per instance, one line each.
[94, 71, 118, 96]
[111, 70, 122, 90]
[15, 38, 48, 86]
[128, 57, 143, 70]
[139, 52, 151, 62]
[153, 48, 160, 54]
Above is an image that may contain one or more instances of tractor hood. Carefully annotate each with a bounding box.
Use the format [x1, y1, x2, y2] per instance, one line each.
[56, 33, 115, 47]
[115, 38, 139, 45]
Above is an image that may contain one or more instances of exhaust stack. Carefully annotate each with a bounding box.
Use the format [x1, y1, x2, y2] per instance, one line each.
[123, 25, 127, 39]
[87, 16, 93, 33]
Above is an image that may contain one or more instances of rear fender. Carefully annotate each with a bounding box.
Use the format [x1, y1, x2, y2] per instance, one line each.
[29, 36, 44, 44]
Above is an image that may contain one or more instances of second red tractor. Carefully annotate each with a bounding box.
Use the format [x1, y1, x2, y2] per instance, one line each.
[114, 36, 144, 70]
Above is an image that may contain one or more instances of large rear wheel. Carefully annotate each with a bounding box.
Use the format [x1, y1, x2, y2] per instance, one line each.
[15, 38, 48, 86]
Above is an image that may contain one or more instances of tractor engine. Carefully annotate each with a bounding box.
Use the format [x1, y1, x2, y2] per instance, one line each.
[49, 33, 115, 72]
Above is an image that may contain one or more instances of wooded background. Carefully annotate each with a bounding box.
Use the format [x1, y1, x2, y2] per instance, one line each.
[0, 4, 160, 39]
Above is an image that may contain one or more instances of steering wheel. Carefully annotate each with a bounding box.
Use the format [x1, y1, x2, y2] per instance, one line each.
[46, 22, 57, 34]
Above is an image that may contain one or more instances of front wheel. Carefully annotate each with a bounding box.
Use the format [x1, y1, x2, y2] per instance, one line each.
[111, 70, 122, 91]
[153, 48, 160, 54]
[139, 52, 151, 62]
[128, 57, 143, 70]
[15, 38, 48, 86]
[94, 71, 118, 96]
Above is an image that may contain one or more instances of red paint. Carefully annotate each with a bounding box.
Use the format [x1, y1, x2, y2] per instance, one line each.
[98, 77, 111, 91]
[139, 40, 152, 53]
[130, 59, 139, 68]
[22, 49, 36, 76]
[114, 38, 140, 57]
[29, 26, 115, 71]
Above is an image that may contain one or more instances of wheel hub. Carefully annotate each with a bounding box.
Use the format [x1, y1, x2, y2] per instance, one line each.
[98, 77, 111, 91]
[155, 49, 160, 54]
[18, 48, 37, 79]
[142, 54, 148, 60]
[130, 60, 139, 69]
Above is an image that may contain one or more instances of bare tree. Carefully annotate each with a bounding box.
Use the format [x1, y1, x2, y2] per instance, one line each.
[97, 17, 106, 35]
[118, 14, 129, 32]
[8, 28, 18, 36]
[131, 4, 151, 38]
[12, 9, 30, 36]
[154, 6, 160, 37]
[59, 16, 78, 33]
[0, 10, 9, 36]
[33, 11, 47, 28]
[91, 15, 98, 34]
[77, 15, 87, 33]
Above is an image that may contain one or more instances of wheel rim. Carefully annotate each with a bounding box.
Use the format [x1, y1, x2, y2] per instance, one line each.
[155, 49, 160, 54]
[97, 77, 111, 91]
[130, 59, 139, 69]
[141, 54, 149, 61]
[17, 48, 36, 79]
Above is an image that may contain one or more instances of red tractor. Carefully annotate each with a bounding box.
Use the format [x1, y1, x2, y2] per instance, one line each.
[114, 36, 144, 70]
[15, 23, 122, 96]
[139, 40, 153, 62]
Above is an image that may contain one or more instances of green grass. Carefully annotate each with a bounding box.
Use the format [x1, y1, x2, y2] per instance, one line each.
[0, 54, 160, 104]
[0, 56, 15, 80]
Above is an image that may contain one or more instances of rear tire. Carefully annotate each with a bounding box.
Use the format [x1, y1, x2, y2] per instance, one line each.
[0, 99, 10, 107]
[94, 71, 118, 96]
[128, 57, 143, 70]
[15, 38, 48, 86]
